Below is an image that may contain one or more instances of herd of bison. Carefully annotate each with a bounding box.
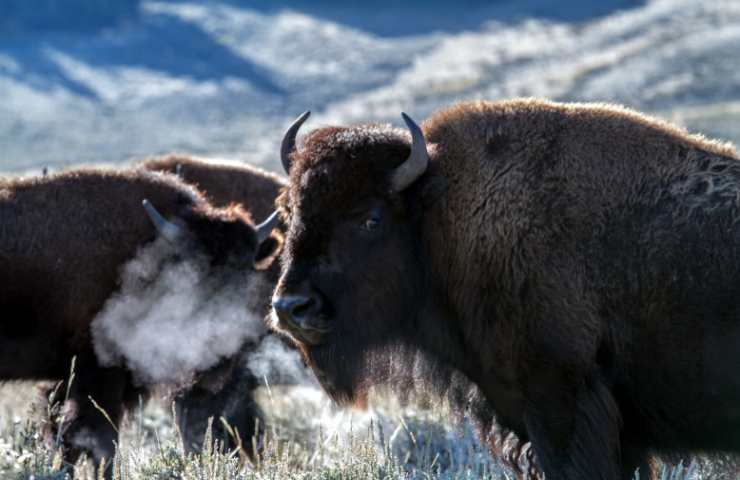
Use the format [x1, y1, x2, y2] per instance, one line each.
[3, 98, 740, 479]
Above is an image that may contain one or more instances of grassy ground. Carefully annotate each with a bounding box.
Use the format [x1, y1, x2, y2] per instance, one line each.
[0, 382, 509, 480]
[0, 380, 724, 480]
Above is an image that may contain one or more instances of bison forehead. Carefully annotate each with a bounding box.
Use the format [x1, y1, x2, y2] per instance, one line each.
[286, 124, 412, 219]
[296, 124, 409, 164]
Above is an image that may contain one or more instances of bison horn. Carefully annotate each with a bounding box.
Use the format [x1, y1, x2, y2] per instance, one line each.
[175, 163, 183, 178]
[391, 112, 429, 192]
[142, 199, 184, 242]
[255, 210, 280, 244]
[281, 111, 311, 174]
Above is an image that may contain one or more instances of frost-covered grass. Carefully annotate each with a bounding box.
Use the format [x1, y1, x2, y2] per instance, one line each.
[0, 383, 514, 480]
[0, 382, 727, 480]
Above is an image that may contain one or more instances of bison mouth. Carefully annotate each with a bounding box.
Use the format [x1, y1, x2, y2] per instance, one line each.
[288, 318, 332, 346]
[269, 309, 331, 346]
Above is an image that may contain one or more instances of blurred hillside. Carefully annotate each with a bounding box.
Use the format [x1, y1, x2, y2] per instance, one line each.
[0, 0, 738, 174]
[1, 0, 140, 32]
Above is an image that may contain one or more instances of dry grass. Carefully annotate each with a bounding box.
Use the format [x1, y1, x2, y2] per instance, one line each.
[0, 381, 721, 480]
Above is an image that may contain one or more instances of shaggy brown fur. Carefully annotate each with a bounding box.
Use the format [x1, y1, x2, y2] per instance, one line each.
[0, 168, 280, 470]
[272, 98, 740, 480]
[139, 155, 286, 220]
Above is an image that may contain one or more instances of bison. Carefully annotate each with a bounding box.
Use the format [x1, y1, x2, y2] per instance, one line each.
[138, 155, 288, 455]
[270, 100, 740, 480]
[0, 168, 280, 470]
[139, 155, 285, 219]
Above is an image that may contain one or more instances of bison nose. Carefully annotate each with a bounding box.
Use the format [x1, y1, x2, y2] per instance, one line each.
[272, 293, 324, 331]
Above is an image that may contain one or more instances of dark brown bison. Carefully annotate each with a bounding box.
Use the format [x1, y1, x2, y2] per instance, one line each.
[0, 168, 280, 470]
[139, 155, 285, 219]
[138, 155, 288, 455]
[270, 100, 740, 480]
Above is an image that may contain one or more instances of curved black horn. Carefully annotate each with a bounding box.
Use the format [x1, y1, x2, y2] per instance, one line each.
[255, 210, 280, 244]
[142, 199, 184, 242]
[390, 113, 429, 192]
[281, 111, 311, 174]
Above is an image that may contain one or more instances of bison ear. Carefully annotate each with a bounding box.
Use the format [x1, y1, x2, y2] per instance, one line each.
[404, 145, 447, 210]
[417, 173, 448, 209]
[253, 233, 282, 270]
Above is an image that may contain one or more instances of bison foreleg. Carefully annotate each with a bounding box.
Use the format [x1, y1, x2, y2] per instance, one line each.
[620, 436, 658, 480]
[175, 365, 265, 457]
[524, 373, 622, 480]
[56, 354, 130, 475]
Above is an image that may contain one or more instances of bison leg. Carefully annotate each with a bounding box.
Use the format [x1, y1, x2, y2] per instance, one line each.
[55, 353, 130, 473]
[175, 361, 265, 456]
[523, 373, 622, 480]
[620, 435, 657, 479]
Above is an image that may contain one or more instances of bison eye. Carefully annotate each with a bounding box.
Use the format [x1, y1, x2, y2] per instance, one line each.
[363, 216, 380, 231]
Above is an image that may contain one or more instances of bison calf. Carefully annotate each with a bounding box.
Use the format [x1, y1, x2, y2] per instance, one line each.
[138, 155, 289, 454]
[271, 101, 740, 480]
[0, 168, 279, 469]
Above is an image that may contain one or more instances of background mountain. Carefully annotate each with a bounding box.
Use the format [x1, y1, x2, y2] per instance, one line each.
[0, 0, 738, 174]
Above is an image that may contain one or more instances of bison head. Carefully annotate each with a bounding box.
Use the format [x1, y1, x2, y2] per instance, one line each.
[142, 198, 281, 273]
[270, 112, 448, 405]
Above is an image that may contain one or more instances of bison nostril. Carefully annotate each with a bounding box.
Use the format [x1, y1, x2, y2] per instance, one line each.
[292, 297, 317, 319]
[273, 293, 323, 330]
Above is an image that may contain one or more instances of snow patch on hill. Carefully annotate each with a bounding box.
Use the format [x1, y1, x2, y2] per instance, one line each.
[0, 0, 738, 174]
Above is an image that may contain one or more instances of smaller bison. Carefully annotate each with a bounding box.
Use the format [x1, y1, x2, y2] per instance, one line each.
[271, 100, 740, 480]
[0, 168, 280, 470]
[138, 155, 288, 454]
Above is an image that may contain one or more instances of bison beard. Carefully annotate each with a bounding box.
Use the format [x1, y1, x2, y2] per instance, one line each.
[295, 328, 541, 478]
[272, 100, 740, 480]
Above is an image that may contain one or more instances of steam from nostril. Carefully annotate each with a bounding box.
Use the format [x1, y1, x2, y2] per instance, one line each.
[91, 237, 319, 392]
[91, 237, 269, 387]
